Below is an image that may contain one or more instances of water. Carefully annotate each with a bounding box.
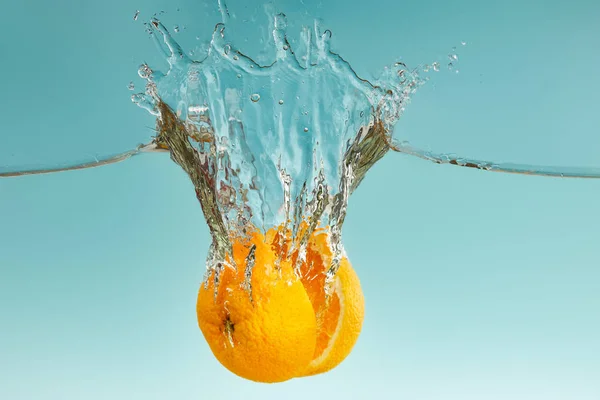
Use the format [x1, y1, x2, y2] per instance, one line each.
[3, 1, 600, 396]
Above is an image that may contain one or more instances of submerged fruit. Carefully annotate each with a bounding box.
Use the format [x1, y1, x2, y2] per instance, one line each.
[196, 228, 364, 383]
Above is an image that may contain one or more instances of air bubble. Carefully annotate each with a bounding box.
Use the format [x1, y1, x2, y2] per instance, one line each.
[432, 62, 440, 72]
[448, 63, 454, 71]
[224, 44, 231, 55]
[304, 127, 309, 132]
[278, 100, 284, 105]
[233, 55, 239, 61]
[250, 94, 261, 102]
[449, 54, 458, 61]
[127, 82, 135, 91]
[461, 41, 467, 46]
[174, 25, 180, 33]
[133, 10, 140, 21]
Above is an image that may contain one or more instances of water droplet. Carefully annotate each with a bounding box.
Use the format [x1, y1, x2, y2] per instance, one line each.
[274, 13, 288, 30]
[138, 64, 152, 79]
[304, 127, 309, 132]
[250, 94, 261, 102]
[173, 25, 180, 33]
[127, 81, 135, 91]
[133, 10, 140, 21]
[278, 99, 284, 105]
[432, 62, 440, 72]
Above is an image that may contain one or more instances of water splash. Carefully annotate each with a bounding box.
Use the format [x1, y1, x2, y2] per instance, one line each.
[131, 11, 427, 293]
[131, 7, 600, 296]
[2, 5, 598, 239]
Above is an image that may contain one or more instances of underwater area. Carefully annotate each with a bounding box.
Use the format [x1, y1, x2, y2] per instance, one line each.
[1, 0, 600, 399]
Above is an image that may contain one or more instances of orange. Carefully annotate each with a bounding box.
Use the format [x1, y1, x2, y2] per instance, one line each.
[196, 227, 364, 383]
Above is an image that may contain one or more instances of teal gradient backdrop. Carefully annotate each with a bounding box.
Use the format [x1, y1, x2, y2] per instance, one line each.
[1, 0, 599, 399]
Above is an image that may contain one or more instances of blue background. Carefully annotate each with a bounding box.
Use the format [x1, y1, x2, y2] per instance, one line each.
[1, 0, 599, 399]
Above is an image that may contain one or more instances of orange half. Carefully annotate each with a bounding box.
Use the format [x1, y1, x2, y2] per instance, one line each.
[298, 230, 365, 376]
